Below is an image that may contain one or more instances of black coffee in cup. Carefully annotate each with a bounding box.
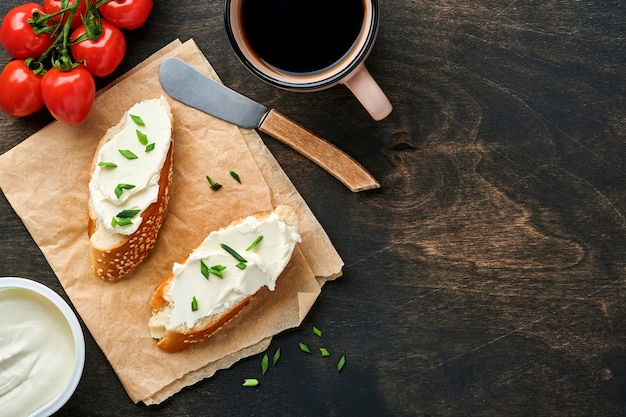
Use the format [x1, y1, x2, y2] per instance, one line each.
[240, 0, 365, 74]
[225, 0, 392, 120]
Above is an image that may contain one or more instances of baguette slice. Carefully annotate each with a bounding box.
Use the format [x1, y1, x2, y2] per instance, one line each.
[149, 205, 301, 353]
[88, 97, 173, 281]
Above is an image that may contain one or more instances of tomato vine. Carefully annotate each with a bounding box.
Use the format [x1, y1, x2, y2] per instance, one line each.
[0, 0, 153, 123]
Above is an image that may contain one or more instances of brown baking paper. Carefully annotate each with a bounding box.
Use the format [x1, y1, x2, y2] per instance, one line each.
[0, 39, 343, 404]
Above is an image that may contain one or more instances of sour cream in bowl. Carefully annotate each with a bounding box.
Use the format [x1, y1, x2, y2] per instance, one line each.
[0, 277, 85, 417]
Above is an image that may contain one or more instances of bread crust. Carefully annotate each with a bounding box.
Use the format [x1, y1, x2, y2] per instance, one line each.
[88, 98, 173, 281]
[150, 205, 298, 353]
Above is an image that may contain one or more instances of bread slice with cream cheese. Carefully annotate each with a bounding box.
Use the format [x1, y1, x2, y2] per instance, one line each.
[149, 205, 301, 352]
[88, 97, 173, 281]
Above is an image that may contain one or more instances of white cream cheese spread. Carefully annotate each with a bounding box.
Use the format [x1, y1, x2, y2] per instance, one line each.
[89, 97, 171, 236]
[0, 288, 75, 417]
[150, 212, 301, 336]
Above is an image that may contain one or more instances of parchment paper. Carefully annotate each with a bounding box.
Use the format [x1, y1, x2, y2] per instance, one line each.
[0, 39, 343, 404]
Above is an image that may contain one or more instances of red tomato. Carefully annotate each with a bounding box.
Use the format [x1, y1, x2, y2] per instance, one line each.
[0, 60, 44, 117]
[70, 19, 126, 77]
[41, 66, 95, 125]
[0, 3, 54, 59]
[99, 0, 153, 30]
[44, 0, 89, 29]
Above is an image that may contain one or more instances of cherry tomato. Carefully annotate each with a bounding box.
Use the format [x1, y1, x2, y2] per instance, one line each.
[0, 60, 44, 117]
[70, 19, 126, 77]
[0, 3, 54, 59]
[44, 0, 89, 30]
[99, 0, 153, 30]
[41, 66, 95, 125]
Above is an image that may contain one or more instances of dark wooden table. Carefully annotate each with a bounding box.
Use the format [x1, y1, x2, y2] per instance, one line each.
[1, 1, 625, 416]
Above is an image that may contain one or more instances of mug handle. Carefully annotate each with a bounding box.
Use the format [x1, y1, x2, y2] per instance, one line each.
[342, 63, 392, 121]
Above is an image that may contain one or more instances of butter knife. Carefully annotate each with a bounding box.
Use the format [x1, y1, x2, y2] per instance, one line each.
[158, 57, 380, 192]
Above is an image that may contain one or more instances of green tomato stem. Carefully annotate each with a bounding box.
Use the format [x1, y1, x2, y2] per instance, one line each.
[26, 0, 113, 72]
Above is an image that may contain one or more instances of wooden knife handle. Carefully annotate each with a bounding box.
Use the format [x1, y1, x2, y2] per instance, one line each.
[259, 109, 380, 192]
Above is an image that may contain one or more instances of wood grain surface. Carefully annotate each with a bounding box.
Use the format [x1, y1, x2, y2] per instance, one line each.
[1, 1, 624, 416]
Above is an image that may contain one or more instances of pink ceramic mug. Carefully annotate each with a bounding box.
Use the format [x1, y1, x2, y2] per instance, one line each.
[224, 0, 392, 121]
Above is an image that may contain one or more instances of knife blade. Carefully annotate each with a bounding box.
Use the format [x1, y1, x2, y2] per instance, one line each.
[158, 57, 380, 192]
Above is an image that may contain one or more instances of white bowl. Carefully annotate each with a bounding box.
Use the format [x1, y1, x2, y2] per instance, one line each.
[0, 277, 85, 417]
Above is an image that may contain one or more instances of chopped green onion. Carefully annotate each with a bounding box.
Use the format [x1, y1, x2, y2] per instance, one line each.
[201, 261, 227, 278]
[229, 170, 241, 183]
[242, 378, 259, 387]
[115, 218, 133, 226]
[210, 264, 226, 278]
[115, 209, 141, 218]
[261, 353, 269, 375]
[236, 262, 247, 270]
[98, 161, 117, 168]
[272, 348, 281, 365]
[319, 347, 330, 357]
[220, 243, 247, 263]
[136, 129, 148, 145]
[145, 143, 155, 152]
[337, 355, 346, 372]
[114, 183, 135, 198]
[246, 235, 263, 251]
[200, 260, 210, 279]
[298, 342, 311, 354]
[111, 207, 141, 227]
[118, 149, 138, 160]
[206, 175, 222, 191]
[313, 326, 322, 337]
[191, 296, 198, 312]
[130, 114, 145, 126]
[112, 217, 133, 227]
